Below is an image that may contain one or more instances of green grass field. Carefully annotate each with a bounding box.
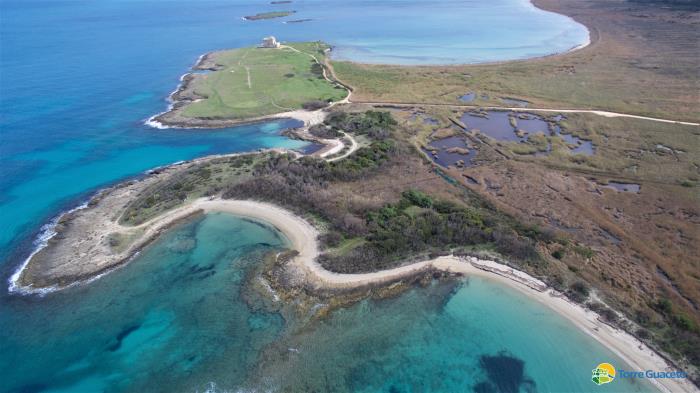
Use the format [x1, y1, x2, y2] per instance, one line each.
[182, 42, 348, 120]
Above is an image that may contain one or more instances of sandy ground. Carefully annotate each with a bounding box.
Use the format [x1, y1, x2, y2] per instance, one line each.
[326, 131, 359, 162]
[270, 109, 359, 161]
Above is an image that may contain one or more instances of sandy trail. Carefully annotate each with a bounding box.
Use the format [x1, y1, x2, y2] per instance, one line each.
[326, 131, 358, 162]
[351, 100, 699, 126]
[244, 66, 251, 89]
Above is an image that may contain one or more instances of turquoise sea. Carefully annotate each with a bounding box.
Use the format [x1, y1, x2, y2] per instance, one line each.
[0, 1, 656, 392]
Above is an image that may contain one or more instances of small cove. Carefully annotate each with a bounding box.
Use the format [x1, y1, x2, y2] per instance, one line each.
[241, 276, 657, 393]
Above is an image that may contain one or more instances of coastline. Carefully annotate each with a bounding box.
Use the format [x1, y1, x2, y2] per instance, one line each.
[327, 0, 592, 68]
[140, 201, 700, 393]
[11, 196, 694, 392]
[3, 0, 698, 389]
[7, 150, 289, 295]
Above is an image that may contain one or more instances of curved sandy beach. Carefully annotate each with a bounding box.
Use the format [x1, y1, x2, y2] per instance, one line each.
[212, 199, 696, 393]
[11, 196, 695, 393]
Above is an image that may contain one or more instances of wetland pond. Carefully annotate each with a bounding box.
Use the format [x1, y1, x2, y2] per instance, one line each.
[461, 111, 595, 156]
[459, 92, 477, 102]
[423, 111, 596, 168]
[422, 136, 477, 168]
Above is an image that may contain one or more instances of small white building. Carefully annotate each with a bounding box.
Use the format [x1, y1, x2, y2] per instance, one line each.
[261, 36, 280, 48]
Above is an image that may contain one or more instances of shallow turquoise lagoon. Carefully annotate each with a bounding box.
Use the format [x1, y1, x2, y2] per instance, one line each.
[0, 213, 656, 392]
[248, 277, 656, 392]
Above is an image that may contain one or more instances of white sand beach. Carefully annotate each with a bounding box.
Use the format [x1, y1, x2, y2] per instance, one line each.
[191, 199, 696, 393]
[12, 197, 696, 393]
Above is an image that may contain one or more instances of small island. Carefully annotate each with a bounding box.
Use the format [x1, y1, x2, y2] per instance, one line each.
[150, 41, 348, 128]
[243, 10, 296, 21]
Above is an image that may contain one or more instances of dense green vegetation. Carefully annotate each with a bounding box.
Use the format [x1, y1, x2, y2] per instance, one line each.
[120, 154, 260, 225]
[223, 113, 400, 207]
[182, 42, 347, 120]
[220, 111, 546, 273]
[325, 110, 397, 140]
[640, 297, 700, 369]
[318, 189, 541, 273]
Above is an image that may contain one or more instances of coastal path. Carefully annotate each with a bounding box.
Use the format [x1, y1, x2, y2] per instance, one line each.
[348, 100, 700, 127]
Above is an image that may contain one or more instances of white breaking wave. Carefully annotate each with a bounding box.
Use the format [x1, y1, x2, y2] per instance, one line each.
[8, 200, 90, 296]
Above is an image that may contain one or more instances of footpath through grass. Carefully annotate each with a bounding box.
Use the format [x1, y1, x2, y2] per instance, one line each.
[183, 42, 348, 120]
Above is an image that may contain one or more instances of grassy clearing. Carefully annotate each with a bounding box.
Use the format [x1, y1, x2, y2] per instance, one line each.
[182, 42, 347, 120]
[328, 237, 367, 257]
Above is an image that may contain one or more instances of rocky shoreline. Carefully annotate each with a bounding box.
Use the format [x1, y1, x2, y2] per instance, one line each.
[146, 51, 266, 129]
[8, 150, 276, 294]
